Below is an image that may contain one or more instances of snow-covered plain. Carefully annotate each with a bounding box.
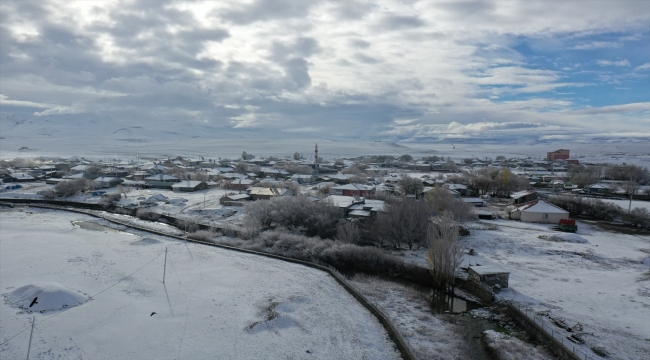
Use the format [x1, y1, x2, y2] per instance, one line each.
[0, 208, 401, 360]
[464, 219, 650, 360]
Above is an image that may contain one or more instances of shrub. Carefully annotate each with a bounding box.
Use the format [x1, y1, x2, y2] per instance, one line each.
[188, 229, 220, 242]
[53, 178, 94, 197]
[426, 187, 475, 222]
[98, 193, 121, 207]
[243, 196, 340, 238]
[136, 208, 161, 221]
[216, 229, 432, 283]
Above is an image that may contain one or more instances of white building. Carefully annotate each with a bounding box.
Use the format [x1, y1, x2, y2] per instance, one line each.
[510, 200, 569, 223]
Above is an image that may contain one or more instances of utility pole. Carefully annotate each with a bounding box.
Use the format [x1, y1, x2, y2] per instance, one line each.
[162, 247, 167, 284]
[26, 316, 35, 360]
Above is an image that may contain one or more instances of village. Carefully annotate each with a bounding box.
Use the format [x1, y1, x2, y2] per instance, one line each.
[1, 146, 649, 360]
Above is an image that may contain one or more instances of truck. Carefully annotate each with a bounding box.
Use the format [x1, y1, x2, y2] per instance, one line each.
[558, 219, 577, 233]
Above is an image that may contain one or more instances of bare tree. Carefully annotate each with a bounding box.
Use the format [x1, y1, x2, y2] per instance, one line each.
[425, 187, 474, 222]
[53, 178, 95, 197]
[336, 221, 361, 244]
[117, 185, 133, 198]
[235, 162, 249, 172]
[426, 211, 464, 294]
[398, 175, 424, 197]
[376, 197, 431, 249]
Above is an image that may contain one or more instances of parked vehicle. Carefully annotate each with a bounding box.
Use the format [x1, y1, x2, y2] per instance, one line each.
[559, 219, 577, 232]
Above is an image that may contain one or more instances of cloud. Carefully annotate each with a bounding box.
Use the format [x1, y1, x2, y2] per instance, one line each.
[0, 94, 51, 108]
[635, 62, 650, 71]
[572, 41, 621, 50]
[570, 102, 650, 115]
[0, 0, 647, 142]
[596, 59, 630, 66]
[446, 121, 545, 133]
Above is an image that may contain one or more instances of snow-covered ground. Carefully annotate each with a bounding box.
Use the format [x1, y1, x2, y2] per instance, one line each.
[0, 208, 401, 360]
[463, 219, 650, 359]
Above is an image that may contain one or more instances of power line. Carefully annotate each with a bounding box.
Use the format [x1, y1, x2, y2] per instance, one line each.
[0, 249, 165, 347]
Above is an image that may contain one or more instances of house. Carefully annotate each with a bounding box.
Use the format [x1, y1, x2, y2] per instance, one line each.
[423, 187, 460, 199]
[290, 174, 316, 184]
[461, 198, 486, 207]
[329, 183, 376, 197]
[510, 190, 538, 205]
[247, 186, 294, 200]
[144, 174, 180, 189]
[94, 177, 124, 188]
[443, 183, 472, 196]
[171, 180, 208, 192]
[324, 195, 366, 216]
[347, 199, 386, 219]
[5, 173, 35, 182]
[586, 183, 612, 195]
[510, 200, 569, 223]
[219, 193, 250, 206]
[228, 178, 255, 190]
[468, 266, 510, 289]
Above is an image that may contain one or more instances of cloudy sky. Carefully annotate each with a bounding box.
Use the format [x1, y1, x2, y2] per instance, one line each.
[1, 0, 649, 143]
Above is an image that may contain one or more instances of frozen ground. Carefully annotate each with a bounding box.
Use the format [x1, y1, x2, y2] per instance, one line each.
[0, 208, 401, 360]
[464, 219, 650, 359]
[398, 218, 649, 359]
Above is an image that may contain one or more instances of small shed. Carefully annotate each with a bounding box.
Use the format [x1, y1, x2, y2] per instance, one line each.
[468, 266, 510, 288]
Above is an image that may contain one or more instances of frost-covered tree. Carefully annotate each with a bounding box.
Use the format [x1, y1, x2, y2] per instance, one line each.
[426, 212, 464, 294]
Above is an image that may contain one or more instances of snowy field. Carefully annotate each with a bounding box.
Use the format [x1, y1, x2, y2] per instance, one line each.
[462, 219, 650, 360]
[0, 208, 400, 360]
[1, 136, 648, 166]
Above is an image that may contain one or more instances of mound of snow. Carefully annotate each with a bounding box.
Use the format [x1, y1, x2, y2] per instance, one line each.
[6, 283, 88, 313]
[538, 233, 589, 244]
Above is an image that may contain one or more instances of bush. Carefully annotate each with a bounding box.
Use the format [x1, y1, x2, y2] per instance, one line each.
[98, 193, 121, 207]
[219, 230, 431, 282]
[244, 196, 340, 238]
[188, 229, 220, 242]
[620, 207, 650, 228]
[426, 187, 475, 222]
[136, 208, 161, 221]
[53, 178, 94, 197]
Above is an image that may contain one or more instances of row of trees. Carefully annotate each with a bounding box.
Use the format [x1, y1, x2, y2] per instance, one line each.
[568, 164, 648, 186]
[548, 195, 649, 227]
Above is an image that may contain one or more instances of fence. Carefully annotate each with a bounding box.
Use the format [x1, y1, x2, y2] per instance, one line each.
[508, 303, 599, 360]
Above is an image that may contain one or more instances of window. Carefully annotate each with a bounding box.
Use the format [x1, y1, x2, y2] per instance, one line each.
[542, 213, 548, 219]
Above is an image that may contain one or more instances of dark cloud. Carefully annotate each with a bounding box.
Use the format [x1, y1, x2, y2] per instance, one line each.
[355, 53, 381, 64]
[219, 0, 316, 25]
[376, 15, 425, 31]
[350, 39, 371, 49]
[438, 0, 497, 17]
